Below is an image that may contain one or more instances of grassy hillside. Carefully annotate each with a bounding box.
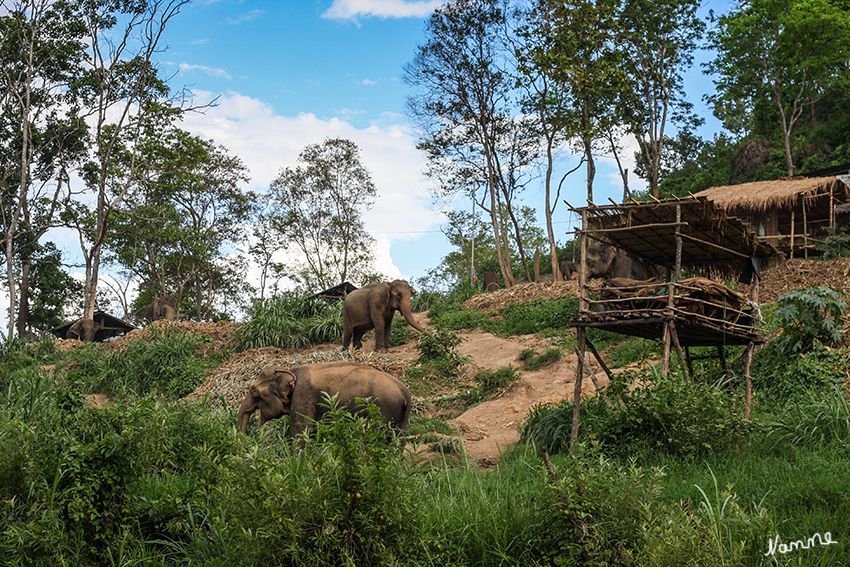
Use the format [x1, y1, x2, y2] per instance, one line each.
[1, 272, 849, 565]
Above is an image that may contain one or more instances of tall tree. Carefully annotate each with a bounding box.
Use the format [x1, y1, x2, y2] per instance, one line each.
[515, 0, 583, 279]
[617, 0, 705, 197]
[65, 0, 189, 324]
[107, 127, 254, 321]
[0, 0, 86, 339]
[707, 0, 850, 176]
[405, 0, 519, 287]
[269, 138, 377, 291]
[537, 0, 621, 205]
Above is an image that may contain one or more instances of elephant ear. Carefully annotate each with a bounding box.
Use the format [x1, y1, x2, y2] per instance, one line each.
[274, 369, 297, 405]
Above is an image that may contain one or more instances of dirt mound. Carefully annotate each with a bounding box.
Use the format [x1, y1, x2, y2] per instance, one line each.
[759, 257, 850, 303]
[105, 319, 240, 354]
[463, 280, 579, 312]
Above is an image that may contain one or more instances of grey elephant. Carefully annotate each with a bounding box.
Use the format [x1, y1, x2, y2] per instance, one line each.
[342, 280, 424, 352]
[237, 361, 412, 445]
[559, 260, 578, 281]
[143, 295, 178, 322]
[67, 317, 102, 342]
[586, 242, 659, 281]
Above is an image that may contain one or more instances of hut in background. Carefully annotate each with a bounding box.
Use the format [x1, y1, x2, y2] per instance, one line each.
[694, 176, 850, 257]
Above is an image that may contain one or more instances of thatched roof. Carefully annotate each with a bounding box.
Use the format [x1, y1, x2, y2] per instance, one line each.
[571, 196, 781, 275]
[694, 176, 848, 211]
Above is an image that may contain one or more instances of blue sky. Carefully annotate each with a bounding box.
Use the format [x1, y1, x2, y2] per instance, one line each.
[153, 0, 725, 287]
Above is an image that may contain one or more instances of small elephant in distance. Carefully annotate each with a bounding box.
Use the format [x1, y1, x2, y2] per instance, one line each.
[342, 280, 425, 353]
[67, 317, 102, 342]
[559, 260, 578, 281]
[237, 361, 412, 446]
[143, 295, 178, 322]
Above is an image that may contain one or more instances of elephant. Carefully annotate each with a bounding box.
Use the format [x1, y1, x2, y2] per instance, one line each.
[585, 241, 659, 281]
[67, 317, 102, 342]
[143, 295, 179, 322]
[559, 260, 578, 281]
[342, 280, 425, 352]
[237, 361, 412, 445]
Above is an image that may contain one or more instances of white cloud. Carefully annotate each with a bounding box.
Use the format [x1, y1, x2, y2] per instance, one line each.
[322, 0, 444, 20]
[227, 10, 264, 25]
[180, 90, 440, 281]
[177, 63, 231, 80]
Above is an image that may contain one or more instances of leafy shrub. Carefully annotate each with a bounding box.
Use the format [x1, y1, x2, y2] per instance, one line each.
[461, 366, 521, 405]
[432, 307, 491, 331]
[389, 313, 414, 347]
[65, 328, 219, 399]
[527, 446, 665, 566]
[752, 341, 848, 401]
[518, 347, 562, 370]
[771, 286, 847, 354]
[523, 369, 754, 457]
[493, 296, 579, 336]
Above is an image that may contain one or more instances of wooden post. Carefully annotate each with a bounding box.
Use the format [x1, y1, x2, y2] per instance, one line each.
[571, 209, 589, 449]
[790, 210, 795, 259]
[744, 270, 760, 419]
[572, 327, 586, 448]
[663, 205, 683, 378]
[803, 202, 808, 259]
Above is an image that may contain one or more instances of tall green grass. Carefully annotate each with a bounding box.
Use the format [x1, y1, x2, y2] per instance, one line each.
[237, 293, 343, 350]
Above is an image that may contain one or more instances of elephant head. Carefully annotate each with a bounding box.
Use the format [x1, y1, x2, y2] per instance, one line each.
[143, 295, 179, 322]
[386, 280, 424, 332]
[67, 317, 102, 342]
[237, 365, 297, 433]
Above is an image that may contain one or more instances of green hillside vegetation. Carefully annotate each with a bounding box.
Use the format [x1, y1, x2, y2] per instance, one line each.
[1, 283, 849, 566]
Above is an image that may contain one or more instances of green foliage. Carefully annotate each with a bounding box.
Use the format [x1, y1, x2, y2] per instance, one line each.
[461, 366, 522, 405]
[608, 337, 662, 368]
[237, 293, 343, 350]
[495, 297, 579, 336]
[406, 328, 467, 383]
[752, 342, 849, 402]
[523, 369, 754, 457]
[65, 328, 221, 399]
[518, 347, 562, 370]
[527, 446, 664, 566]
[765, 384, 850, 447]
[389, 313, 414, 347]
[818, 225, 850, 259]
[771, 286, 848, 354]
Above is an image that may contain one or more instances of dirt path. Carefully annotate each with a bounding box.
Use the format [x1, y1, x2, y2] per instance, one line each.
[448, 331, 607, 465]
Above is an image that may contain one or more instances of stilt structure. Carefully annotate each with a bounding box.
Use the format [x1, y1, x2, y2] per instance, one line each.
[568, 197, 781, 448]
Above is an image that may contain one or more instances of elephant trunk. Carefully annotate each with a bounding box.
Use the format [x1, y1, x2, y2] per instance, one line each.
[400, 297, 424, 332]
[237, 397, 256, 433]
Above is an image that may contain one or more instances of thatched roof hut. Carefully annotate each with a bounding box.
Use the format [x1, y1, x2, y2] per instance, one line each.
[694, 176, 850, 256]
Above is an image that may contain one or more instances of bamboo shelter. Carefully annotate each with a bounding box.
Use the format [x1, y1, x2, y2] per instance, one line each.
[694, 176, 850, 257]
[567, 197, 782, 447]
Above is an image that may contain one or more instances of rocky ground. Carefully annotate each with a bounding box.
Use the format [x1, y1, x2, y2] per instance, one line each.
[65, 257, 850, 467]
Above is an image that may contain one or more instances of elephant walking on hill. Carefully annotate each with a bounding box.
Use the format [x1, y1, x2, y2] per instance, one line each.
[342, 280, 424, 353]
[237, 361, 412, 446]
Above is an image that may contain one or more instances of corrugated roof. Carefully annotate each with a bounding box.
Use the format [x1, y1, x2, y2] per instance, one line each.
[694, 176, 847, 211]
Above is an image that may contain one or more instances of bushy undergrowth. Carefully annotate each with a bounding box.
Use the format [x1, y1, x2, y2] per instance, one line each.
[237, 293, 343, 350]
[519, 347, 562, 370]
[522, 369, 754, 457]
[430, 295, 579, 337]
[63, 327, 224, 398]
[405, 328, 467, 383]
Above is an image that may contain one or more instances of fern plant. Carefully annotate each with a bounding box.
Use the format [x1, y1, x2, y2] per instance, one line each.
[772, 286, 848, 354]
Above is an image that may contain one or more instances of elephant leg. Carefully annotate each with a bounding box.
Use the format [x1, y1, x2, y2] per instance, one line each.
[352, 328, 365, 350]
[381, 316, 394, 351]
[373, 319, 388, 352]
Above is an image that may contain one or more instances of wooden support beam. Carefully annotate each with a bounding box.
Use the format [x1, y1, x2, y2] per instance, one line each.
[571, 328, 586, 449]
[574, 347, 613, 408]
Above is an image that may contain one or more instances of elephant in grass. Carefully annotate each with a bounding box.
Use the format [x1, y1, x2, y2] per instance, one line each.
[237, 361, 412, 446]
[143, 295, 179, 322]
[342, 280, 424, 353]
[559, 260, 578, 281]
